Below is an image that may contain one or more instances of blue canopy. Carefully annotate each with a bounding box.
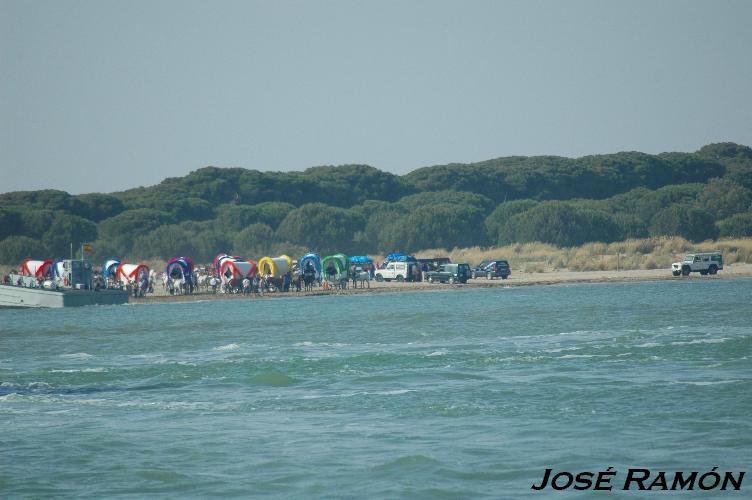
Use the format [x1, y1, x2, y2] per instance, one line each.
[386, 253, 416, 262]
[103, 259, 120, 281]
[349, 255, 373, 264]
[300, 252, 322, 279]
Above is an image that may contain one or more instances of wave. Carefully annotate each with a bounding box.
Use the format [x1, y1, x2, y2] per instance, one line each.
[675, 379, 742, 386]
[49, 367, 108, 373]
[60, 353, 93, 360]
[670, 338, 729, 346]
[293, 341, 350, 347]
[213, 343, 240, 351]
[559, 354, 610, 359]
[302, 389, 416, 399]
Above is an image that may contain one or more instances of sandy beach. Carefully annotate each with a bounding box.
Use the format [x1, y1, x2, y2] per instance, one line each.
[130, 263, 752, 304]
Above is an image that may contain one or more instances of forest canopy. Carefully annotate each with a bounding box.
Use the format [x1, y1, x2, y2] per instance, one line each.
[1, 142, 751, 264]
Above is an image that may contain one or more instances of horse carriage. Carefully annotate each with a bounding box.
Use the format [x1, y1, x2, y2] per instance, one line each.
[165, 257, 195, 295]
[103, 259, 121, 288]
[299, 252, 322, 291]
[348, 255, 373, 288]
[116, 263, 150, 297]
[321, 254, 350, 290]
[215, 254, 257, 294]
[255, 255, 291, 293]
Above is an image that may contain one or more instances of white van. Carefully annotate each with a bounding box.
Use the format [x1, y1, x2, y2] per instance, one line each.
[375, 261, 412, 282]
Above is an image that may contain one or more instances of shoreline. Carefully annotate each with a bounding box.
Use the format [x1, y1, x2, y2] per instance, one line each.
[129, 263, 752, 305]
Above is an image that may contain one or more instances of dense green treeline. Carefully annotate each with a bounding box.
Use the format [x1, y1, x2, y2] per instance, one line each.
[1, 142, 751, 264]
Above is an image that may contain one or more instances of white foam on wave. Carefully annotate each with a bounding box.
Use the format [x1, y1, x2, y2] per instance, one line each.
[544, 346, 580, 353]
[49, 367, 107, 374]
[671, 338, 729, 346]
[426, 351, 447, 357]
[635, 342, 662, 348]
[60, 353, 93, 360]
[678, 379, 741, 386]
[560, 354, 610, 359]
[294, 341, 349, 347]
[213, 343, 240, 351]
[302, 389, 416, 400]
[1, 381, 52, 390]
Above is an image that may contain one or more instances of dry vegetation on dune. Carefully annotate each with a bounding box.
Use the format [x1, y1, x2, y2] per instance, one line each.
[416, 237, 752, 273]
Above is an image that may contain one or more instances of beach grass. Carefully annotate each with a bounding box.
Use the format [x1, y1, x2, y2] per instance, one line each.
[414, 237, 752, 273]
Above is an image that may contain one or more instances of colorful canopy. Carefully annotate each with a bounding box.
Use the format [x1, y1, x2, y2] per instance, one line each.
[166, 257, 194, 281]
[322, 254, 349, 279]
[386, 253, 416, 262]
[349, 255, 373, 264]
[214, 254, 243, 276]
[219, 258, 257, 283]
[300, 252, 322, 279]
[20, 259, 53, 278]
[117, 263, 150, 284]
[103, 259, 121, 281]
[257, 255, 292, 278]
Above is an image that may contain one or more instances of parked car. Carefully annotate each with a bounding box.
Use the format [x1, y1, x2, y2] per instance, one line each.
[416, 257, 451, 272]
[671, 252, 723, 276]
[375, 261, 419, 282]
[471, 260, 511, 280]
[424, 263, 471, 284]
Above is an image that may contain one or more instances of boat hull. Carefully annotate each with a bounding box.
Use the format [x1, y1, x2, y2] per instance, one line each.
[0, 285, 129, 308]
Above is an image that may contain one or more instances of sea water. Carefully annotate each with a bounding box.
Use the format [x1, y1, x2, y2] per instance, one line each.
[1, 279, 750, 498]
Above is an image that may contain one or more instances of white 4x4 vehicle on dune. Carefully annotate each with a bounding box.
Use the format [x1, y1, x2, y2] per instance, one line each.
[671, 252, 723, 276]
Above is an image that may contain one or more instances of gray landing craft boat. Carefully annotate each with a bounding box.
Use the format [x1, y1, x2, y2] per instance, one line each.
[0, 259, 129, 308]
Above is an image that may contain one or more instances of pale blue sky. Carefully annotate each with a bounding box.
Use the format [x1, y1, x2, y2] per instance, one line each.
[2, 0, 751, 194]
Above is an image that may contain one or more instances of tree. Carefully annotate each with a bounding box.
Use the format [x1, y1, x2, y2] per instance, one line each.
[0, 208, 21, 241]
[214, 202, 295, 232]
[132, 224, 198, 260]
[718, 212, 752, 238]
[650, 205, 718, 242]
[98, 209, 175, 255]
[74, 193, 126, 221]
[0, 236, 48, 264]
[276, 204, 365, 255]
[485, 199, 538, 245]
[233, 223, 274, 257]
[696, 178, 752, 219]
[499, 202, 620, 247]
[43, 213, 98, 258]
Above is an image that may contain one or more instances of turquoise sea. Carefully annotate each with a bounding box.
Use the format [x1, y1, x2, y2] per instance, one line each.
[1, 279, 751, 498]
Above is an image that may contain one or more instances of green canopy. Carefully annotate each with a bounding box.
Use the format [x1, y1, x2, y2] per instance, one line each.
[321, 253, 349, 279]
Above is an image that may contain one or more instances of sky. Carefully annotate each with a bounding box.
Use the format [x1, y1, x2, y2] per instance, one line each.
[1, 0, 751, 194]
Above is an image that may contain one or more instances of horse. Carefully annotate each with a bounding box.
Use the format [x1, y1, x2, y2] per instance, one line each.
[303, 271, 316, 292]
[351, 269, 371, 289]
[292, 271, 302, 292]
[196, 273, 209, 292]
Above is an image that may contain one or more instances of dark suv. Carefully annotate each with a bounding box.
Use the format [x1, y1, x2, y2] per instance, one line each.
[425, 263, 471, 284]
[471, 260, 511, 280]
